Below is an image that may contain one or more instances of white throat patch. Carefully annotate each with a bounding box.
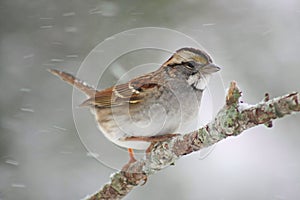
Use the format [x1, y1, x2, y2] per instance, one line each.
[187, 73, 211, 90]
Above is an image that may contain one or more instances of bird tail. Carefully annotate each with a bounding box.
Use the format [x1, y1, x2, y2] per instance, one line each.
[48, 69, 97, 97]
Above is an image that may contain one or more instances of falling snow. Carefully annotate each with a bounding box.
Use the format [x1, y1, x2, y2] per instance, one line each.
[20, 108, 34, 113]
[52, 125, 68, 132]
[88, 8, 102, 15]
[5, 159, 19, 166]
[11, 184, 26, 188]
[39, 17, 54, 20]
[40, 25, 53, 29]
[20, 88, 31, 92]
[50, 58, 64, 62]
[62, 12, 76, 17]
[52, 42, 63, 45]
[202, 23, 216, 26]
[23, 54, 34, 59]
[66, 54, 78, 58]
[64, 26, 78, 33]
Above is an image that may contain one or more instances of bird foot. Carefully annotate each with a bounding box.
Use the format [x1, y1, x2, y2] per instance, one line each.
[122, 148, 137, 171]
[122, 134, 180, 155]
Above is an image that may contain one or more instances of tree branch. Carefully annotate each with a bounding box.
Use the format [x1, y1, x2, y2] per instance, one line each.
[86, 81, 300, 200]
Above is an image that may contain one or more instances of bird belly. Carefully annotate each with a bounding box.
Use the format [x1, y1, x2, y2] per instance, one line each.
[91, 87, 202, 150]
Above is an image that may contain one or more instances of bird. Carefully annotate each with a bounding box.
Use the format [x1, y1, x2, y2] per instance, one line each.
[49, 47, 220, 161]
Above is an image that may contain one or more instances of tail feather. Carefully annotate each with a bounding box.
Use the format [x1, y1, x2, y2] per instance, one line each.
[48, 69, 97, 97]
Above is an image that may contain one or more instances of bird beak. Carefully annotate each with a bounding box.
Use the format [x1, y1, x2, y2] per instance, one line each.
[200, 63, 221, 74]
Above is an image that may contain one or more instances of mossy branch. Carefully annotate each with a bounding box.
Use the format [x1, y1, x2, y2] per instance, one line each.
[86, 81, 300, 200]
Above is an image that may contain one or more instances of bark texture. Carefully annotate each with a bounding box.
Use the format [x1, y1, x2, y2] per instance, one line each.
[87, 81, 300, 200]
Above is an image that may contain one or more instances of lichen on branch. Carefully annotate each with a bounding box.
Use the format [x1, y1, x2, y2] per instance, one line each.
[87, 81, 300, 200]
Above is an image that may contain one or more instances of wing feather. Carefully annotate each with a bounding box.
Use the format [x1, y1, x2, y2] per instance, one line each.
[80, 81, 159, 108]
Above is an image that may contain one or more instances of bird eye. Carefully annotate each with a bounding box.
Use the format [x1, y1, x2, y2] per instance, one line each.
[183, 61, 195, 70]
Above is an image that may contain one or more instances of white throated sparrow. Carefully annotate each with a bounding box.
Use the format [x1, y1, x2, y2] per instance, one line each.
[50, 48, 220, 154]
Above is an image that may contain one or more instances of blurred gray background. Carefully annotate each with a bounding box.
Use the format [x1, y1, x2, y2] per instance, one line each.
[1, 0, 300, 199]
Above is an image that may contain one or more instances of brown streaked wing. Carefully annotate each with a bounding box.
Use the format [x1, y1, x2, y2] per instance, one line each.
[79, 81, 156, 108]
